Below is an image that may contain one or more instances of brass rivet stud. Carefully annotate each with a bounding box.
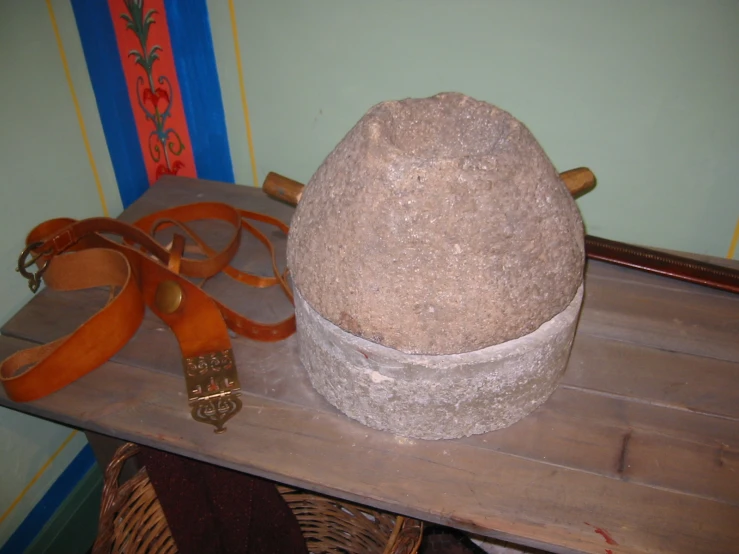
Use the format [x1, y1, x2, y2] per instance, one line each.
[155, 280, 183, 314]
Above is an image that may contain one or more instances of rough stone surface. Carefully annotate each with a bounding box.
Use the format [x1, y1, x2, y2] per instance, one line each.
[287, 92, 585, 355]
[294, 284, 584, 440]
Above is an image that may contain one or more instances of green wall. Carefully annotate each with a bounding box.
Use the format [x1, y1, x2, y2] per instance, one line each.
[0, 0, 121, 324]
[0, 1, 120, 547]
[211, 0, 739, 257]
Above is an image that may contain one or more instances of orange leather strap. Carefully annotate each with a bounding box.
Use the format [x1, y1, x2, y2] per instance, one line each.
[1, 202, 294, 432]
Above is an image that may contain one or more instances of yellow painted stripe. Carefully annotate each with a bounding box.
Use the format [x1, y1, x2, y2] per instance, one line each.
[46, 0, 109, 217]
[728, 217, 739, 259]
[0, 430, 78, 525]
[228, 0, 260, 188]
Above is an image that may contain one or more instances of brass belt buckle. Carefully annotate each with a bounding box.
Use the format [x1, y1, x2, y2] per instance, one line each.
[183, 348, 242, 433]
[17, 241, 52, 293]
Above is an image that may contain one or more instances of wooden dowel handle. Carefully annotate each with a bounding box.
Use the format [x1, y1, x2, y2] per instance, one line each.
[263, 167, 596, 207]
[559, 167, 596, 198]
[263, 172, 304, 206]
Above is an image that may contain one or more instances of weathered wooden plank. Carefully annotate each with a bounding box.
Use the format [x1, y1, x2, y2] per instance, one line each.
[542, 386, 739, 450]
[471, 390, 739, 505]
[3, 319, 738, 511]
[1, 334, 737, 554]
[4, 280, 739, 504]
[564, 332, 739, 419]
[6, 314, 738, 504]
[118, 401, 739, 554]
[579, 260, 739, 363]
[623, 430, 739, 506]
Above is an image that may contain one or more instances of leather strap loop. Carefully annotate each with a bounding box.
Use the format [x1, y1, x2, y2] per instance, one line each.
[2, 248, 145, 402]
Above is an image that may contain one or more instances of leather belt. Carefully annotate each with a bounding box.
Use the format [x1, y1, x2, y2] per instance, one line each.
[1, 202, 294, 433]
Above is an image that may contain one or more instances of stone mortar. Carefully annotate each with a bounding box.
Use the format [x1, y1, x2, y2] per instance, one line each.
[295, 284, 584, 440]
[287, 92, 585, 355]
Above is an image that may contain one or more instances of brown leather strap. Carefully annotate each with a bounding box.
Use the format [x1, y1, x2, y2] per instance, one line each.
[2, 248, 145, 402]
[1, 202, 294, 414]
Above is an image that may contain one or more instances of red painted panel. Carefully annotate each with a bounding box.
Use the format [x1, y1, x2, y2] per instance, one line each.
[108, 0, 197, 184]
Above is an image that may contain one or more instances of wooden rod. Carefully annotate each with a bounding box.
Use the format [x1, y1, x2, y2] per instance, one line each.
[262, 167, 596, 207]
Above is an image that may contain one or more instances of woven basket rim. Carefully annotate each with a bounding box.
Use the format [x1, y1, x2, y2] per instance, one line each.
[92, 442, 422, 554]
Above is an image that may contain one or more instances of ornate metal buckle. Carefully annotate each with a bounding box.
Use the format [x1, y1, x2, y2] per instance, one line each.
[16, 241, 52, 293]
[183, 348, 242, 433]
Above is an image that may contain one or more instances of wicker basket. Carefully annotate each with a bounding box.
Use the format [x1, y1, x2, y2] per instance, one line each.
[93, 443, 423, 554]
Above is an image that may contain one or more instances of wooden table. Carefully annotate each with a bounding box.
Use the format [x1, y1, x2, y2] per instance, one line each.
[2, 177, 738, 554]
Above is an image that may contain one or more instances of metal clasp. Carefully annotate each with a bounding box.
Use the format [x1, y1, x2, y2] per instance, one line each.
[16, 241, 52, 293]
[183, 348, 242, 433]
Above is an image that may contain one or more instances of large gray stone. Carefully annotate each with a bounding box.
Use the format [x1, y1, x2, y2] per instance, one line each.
[287, 92, 585, 355]
[295, 284, 584, 440]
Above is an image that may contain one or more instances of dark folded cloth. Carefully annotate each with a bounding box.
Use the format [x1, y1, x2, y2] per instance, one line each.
[419, 526, 488, 554]
[138, 446, 308, 554]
